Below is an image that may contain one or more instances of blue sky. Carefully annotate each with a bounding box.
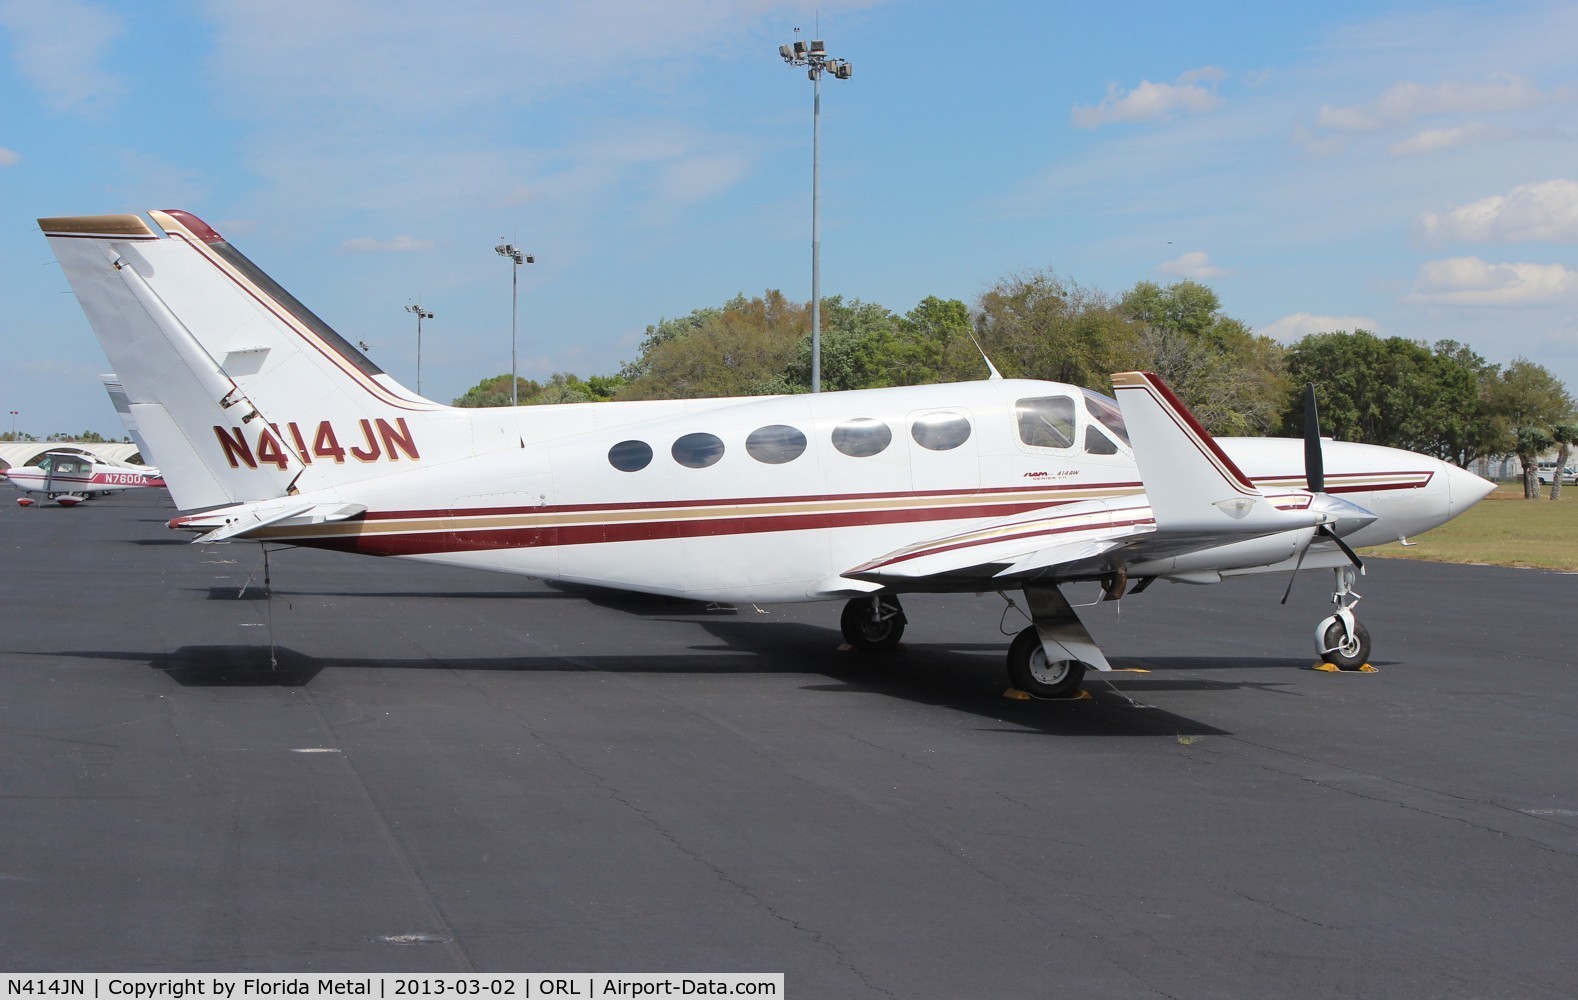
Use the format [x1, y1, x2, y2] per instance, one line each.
[3, 0, 1577, 436]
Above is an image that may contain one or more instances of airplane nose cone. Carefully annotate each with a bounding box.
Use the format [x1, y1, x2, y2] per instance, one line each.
[1445, 462, 1496, 518]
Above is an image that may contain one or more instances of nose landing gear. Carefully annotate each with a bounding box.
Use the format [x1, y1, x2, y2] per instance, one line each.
[1315, 565, 1372, 670]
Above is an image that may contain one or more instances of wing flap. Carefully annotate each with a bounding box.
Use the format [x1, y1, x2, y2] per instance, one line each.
[843, 498, 1156, 586]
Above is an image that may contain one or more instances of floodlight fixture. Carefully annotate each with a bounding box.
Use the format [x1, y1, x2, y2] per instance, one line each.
[778, 29, 854, 393]
[495, 242, 535, 405]
[406, 303, 434, 395]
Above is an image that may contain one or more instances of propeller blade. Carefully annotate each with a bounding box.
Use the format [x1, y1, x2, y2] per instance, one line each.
[1318, 523, 1364, 572]
[1303, 382, 1325, 494]
[1279, 543, 1308, 605]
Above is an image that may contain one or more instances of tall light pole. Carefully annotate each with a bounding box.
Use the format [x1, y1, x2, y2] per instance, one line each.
[780, 31, 852, 393]
[8, 410, 16, 438]
[405, 303, 433, 395]
[494, 242, 534, 407]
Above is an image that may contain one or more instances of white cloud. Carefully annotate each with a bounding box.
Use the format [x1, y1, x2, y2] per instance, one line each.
[1419, 179, 1578, 244]
[1257, 313, 1381, 343]
[1387, 123, 1514, 156]
[1072, 68, 1225, 128]
[1157, 250, 1225, 279]
[0, 0, 124, 112]
[1409, 256, 1578, 305]
[1178, 66, 1228, 86]
[0, 146, 19, 166]
[339, 235, 434, 254]
[1318, 74, 1548, 133]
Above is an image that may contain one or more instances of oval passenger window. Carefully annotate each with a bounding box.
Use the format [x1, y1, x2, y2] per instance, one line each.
[671, 432, 725, 469]
[911, 411, 972, 451]
[746, 424, 808, 465]
[831, 418, 893, 458]
[608, 440, 653, 472]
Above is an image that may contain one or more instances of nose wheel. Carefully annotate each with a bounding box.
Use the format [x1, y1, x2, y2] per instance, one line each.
[1315, 566, 1372, 670]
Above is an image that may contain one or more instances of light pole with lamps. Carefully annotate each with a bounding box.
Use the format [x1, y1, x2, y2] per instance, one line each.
[494, 243, 534, 406]
[8, 410, 16, 439]
[405, 303, 433, 395]
[779, 31, 852, 393]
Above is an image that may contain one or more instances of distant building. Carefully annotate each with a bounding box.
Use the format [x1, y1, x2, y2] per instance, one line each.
[0, 441, 149, 472]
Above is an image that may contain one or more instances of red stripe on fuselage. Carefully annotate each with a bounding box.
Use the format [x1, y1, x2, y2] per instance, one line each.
[266, 496, 1083, 557]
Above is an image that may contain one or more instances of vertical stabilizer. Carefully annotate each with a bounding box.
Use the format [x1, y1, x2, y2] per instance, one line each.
[1111, 371, 1306, 534]
[41, 210, 482, 510]
[40, 215, 296, 509]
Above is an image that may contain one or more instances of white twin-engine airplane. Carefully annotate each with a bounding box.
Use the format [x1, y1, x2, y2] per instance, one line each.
[3, 450, 165, 506]
[39, 210, 1494, 696]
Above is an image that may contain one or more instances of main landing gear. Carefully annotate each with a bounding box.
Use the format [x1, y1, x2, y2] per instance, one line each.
[1314, 565, 1372, 670]
[841, 584, 1108, 699]
[840, 595, 906, 650]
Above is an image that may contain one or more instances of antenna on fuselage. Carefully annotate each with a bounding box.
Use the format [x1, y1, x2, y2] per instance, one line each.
[966, 329, 1003, 380]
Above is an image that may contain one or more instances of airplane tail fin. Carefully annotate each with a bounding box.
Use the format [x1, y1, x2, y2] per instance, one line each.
[1110, 371, 1309, 534]
[99, 374, 157, 469]
[40, 211, 477, 510]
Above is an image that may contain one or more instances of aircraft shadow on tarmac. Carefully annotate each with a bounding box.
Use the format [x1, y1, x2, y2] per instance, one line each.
[49, 640, 1236, 736]
[38, 587, 1315, 736]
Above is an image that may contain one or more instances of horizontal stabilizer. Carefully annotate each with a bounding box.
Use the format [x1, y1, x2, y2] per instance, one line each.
[175, 502, 367, 543]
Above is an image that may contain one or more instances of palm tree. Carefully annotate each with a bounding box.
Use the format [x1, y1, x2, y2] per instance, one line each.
[1516, 426, 1553, 499]
[1550, 422, 1578, 501]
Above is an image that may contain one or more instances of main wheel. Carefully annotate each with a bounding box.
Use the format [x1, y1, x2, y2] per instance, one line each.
[840, 596, 906, 650]
[1007, 626, 1087, 699]
[1318, 619, 1372, 670]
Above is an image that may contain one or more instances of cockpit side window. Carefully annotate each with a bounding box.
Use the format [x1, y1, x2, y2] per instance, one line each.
[1082, 390, 1130, 446]
[1015, 397, 1076, 450]
[1084, 425, 1119, 455]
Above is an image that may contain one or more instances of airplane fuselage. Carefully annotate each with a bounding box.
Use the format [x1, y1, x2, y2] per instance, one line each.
[4, 457, 165, 503]
[176, 379, 1482, 604]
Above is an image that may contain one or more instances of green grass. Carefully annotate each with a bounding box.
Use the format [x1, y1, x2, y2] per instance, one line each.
[1360, 482, 1578, 572]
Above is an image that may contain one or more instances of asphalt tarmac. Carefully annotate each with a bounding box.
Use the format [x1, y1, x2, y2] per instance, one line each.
[3, 490, 1576, 997]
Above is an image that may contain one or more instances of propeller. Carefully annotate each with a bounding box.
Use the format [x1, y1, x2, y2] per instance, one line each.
[1303, 382, 1324, 494]
[1281, 382, 1367, 604]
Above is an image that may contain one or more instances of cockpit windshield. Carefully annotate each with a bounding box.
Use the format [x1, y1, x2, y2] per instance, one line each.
[1081, 390, 1130, 447]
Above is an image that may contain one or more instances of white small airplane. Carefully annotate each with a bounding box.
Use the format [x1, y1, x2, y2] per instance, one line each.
[38, 210, 1495, 694]
[3, 450, 165, 506]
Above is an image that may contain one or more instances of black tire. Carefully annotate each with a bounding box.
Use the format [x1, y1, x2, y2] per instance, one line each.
[1319, 619, 1372, 670]
[840, 596, 906, 650]
[1006, 626, 1087, 698]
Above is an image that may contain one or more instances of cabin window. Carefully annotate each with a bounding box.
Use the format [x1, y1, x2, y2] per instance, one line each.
[672, 432, 725, 469]
[746, 424, 807, 465]
[1084, 425, 1119, 455]
[831, 418, 893, 458]
[1082, 390, 1130, 446]
[1015, 396, 1076, 450]
[911, 411, 972, 451]
[608, 440, 653, 472]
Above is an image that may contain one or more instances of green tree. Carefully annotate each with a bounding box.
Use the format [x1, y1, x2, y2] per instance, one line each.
[1423, 340, 1502, 467]
[1282, 331, 1498, 460]
[974, 270, 1144, 388]
[618, 309, 722, 381]
[1122, 280, 1287, 435]
[886, 296, 980, 385]
[452, 374, 539, 407]
[617, 291, 808, 400]
[1486, 358, 1574, 499]
[1548, 422, 1578, 500]
[780, 296, 902, 391]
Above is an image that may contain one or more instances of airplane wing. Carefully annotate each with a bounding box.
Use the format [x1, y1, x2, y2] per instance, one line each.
[827, 370, 1332, 595]
[837, 496, 1154, 589]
